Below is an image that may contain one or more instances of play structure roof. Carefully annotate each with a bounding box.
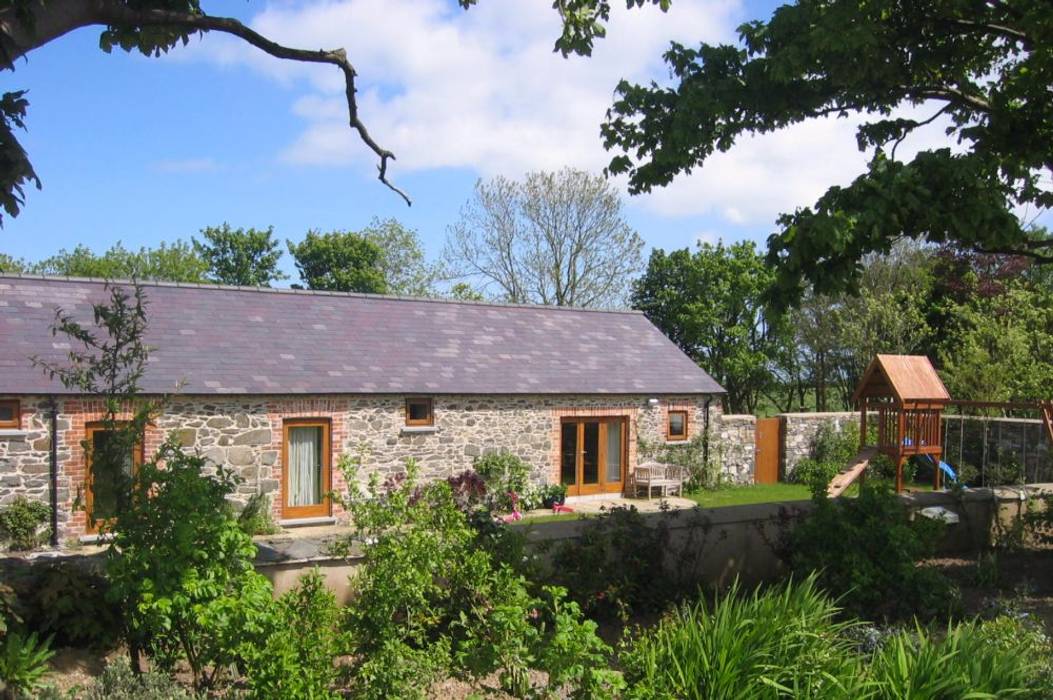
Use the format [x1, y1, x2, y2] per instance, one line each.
[852, 354, 950, 405]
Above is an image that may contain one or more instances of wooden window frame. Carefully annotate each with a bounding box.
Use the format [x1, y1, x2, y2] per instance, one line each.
[0, 399, 19, 429]
[84, 421, 143, 534]
[281, 418, 332, 520]
[560, 416, 627, 496]
[405, 397, 434, 427]
[667, 410, 689, 441]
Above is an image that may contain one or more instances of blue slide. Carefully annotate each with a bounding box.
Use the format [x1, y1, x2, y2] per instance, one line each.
[924, 455, 958, 484]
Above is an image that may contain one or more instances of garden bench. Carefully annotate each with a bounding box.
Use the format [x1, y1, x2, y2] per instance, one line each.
[634, 461, 684, 499]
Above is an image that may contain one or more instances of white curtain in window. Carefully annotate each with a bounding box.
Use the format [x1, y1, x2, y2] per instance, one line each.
[288, 427, 321, 506]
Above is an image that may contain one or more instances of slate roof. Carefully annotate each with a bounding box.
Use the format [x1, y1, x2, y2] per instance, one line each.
[0, 275, 724, 396]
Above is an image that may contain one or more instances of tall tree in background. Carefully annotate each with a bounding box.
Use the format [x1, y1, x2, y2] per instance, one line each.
[602, 0, 1053, 304]
[444, 168, 644, 307]
[287, 231, 387, 294]
[632, 241, 780, 414]
[359, 218, 438, 297]
[30, 241, 208, 282]
[192, 224, 287, 287]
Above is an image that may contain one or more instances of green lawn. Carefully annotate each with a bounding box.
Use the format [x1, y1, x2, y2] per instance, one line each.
[685, 482, 815, 508]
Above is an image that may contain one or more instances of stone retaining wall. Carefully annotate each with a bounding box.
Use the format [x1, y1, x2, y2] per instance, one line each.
[779, 412, 858, 478]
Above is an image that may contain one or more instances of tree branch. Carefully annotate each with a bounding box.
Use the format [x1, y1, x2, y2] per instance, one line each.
[908, 85, 992, 114]
[0, 1, 411, 205]
[973, 245, 1053, 263]
[101, 6, 411, 205]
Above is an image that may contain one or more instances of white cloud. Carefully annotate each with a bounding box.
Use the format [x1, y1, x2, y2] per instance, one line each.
[178, 0, 972, 225]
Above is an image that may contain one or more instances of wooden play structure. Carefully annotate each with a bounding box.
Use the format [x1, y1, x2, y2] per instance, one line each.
[850, 354, 952, 493]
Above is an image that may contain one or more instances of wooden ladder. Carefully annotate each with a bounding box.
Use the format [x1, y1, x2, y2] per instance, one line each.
[827, 447, 878, 498]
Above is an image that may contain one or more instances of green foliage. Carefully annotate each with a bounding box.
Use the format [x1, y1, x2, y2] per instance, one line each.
[0, 253, 27, 273]
[602, 0, 1053, 302]
[337, 461, 620, 699]
[790, 422, 862, 498]
[473, 451, 532, 512]
[30, 242, 208, 282]
[641, 432, 720, 492]
[0, 629, 54, 698]
[241, 569, 341, 700]
[448, 282, 485, 301]
[236, 492, 281, 536]
[546, 506, 711, 621]
[192, 223, 287, 287]
[287, 229, 388, 294]
[869, 618, 1049, 699]
[359, 218, 438, 296]
[105, 441, 273, 691]
[786, 483, 953, 620]
[620, 575, 863, 699]
[0, 497, 49, 551]
[24, 562, 120, 649]
[939, 283, 1053, 402]
[0, 89, 40, 225]
[632, 241, 781, 413]
[33, 281, 162, 532]
[49, 657, 194, 700]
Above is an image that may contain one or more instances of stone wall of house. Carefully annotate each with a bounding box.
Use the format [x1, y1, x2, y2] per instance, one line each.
[1, 393, 724, 543]
[780, 412, 858, 479]
[0, 398, 71, 533]
[717, 414, 755, 484]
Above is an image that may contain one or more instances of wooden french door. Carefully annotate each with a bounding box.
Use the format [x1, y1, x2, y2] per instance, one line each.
[560, 417, 626, 496]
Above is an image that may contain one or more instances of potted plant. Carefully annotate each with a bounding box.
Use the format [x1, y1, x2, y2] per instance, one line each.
[540, 483, 567, 509]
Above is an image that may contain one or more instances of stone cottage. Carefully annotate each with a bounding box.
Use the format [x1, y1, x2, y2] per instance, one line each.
[0, 275, 728, 541]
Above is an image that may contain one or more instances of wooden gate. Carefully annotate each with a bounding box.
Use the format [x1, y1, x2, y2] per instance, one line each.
[755, 417, 781, 484]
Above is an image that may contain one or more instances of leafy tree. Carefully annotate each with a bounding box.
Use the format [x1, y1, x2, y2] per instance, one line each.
[939, 283, 1053, 402]
[602, 0, 1053, 303]
[287, 230, 388, 294]
[447, 282, 485, 302]
[444, 168, 644, 308]
[632, 241, 780, 413]
[30, 241, 208, 282]
[106, 440, 274, 692]
[192, 223, 287, 287]
[0, 252, 25, 273]
[360, 218, 438, 297]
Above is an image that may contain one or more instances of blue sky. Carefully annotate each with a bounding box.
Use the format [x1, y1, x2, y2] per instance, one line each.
[0, 0, 967, 282]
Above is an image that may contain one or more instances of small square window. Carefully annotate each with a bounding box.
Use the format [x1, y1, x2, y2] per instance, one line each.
[0, 400, 19, 429]
[406, 398, 434, 426]
[667, 410, 687, 441]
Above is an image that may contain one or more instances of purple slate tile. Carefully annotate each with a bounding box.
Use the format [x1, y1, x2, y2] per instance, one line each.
[0, 275, 725, 396]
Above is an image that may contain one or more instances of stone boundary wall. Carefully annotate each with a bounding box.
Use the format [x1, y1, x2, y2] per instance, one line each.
[718, 414, 755, 484]
[779, 412, 858, 479]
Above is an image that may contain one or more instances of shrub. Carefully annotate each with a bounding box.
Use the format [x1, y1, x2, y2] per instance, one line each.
[105, 440, 274, 692]
[236, 492, 281, 536]
[241, 569, 341, 699]
[42, 657, 194, 699]
[473, 451, 532, 511]
[337, 460, 620, 699]
[446, 469, 488, 512]
[0, 497, 50, 551]
[545, 506, 713, 621]
[789, 423, 864, 497]
[792, 457, 840, 499]
[0, 629, 54, 698]
[642, 433, 720, 491]
[620, 575, 863, 699]
[868, 618, 1049, 698]
[25, 561, 121, 649]
[785, 482, 953, 620]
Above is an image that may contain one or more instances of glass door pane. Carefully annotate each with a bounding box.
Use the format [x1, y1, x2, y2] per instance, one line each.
[89, 429, 134, 522]
[560, 423, 578, 487]
[605, 422, 623, 483]
[582, 422, 599, 485]
[288, 426, 323, 506]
